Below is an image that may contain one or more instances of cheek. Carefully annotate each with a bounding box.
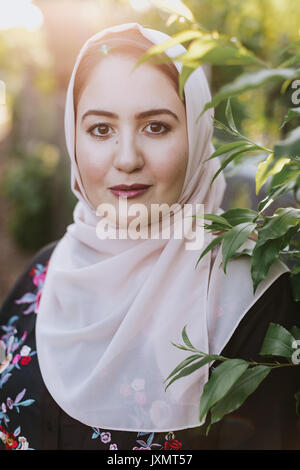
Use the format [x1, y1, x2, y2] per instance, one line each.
[152, 139, 188, 188]
[76, 137, 109, 185]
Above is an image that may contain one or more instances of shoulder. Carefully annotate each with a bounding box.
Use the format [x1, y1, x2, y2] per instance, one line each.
[215, 272, 300, 449]
[0, 240, 59, 321]
[221, 271, 299, 360]
[22, 240, 59, 275]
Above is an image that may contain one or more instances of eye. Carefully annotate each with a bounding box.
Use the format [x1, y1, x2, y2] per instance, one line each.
[88, 123, 113, 138]
[87, 121, 170, 139]
[144, 121, 170, 135]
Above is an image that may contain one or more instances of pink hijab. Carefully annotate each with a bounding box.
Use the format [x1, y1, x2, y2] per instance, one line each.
[36, 22, 288, 432]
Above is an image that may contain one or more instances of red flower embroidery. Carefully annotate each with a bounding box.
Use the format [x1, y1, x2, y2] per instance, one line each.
[164, 439, 182, 450]
[0, 426, 18, 450]
[20, 356, 31, 366]
[29, 267, 36, 277]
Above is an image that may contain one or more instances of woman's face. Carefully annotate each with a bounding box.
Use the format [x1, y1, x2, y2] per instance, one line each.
[75, 53, 188, 226]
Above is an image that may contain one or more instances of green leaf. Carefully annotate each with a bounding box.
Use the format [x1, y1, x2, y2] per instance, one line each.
[280, 107, 300, 129]
[179, 64, 197, 100]
[225, 99, 238, 133]
[256, 207, 300, 246]
[258, 181, 296, 212]
[251, 226, 297, 293]
[182, 324, 196, 349]
[210, 146, 258, 185]
[199, 359, 249, 421]
[213, 118, 239, 136]
[222, 222, 257, 273]
[164, 353, 203, 382]
[290, 326, 300, 340]
[270, 162, 300, 188]
[176, 35, 261, 67]
[170, 341, 194, 352]
[259, 322, 296, 358]
[256, 153, 274, 194]
[230, 248, 253, 259]
[203, 222, 231, 232]
[256, 155, 291, 194]
[176, 37, 217, 62]
[267, 158, 292, 177]
[195, 213, 232, 228]
[251, 239, 282, 293]
[207, 141, 249, 161]
[274, 127, 300, 158]
[279, 54, 300, 69]
[210, 366, 271, 424]
[193, 214, 231, 232]
[195, 233, 224, 268]
[165, 355, 217, 391]
[201, 68, 300, 114]
[221, 208, 258, 226]
[133, 29, 202, 68]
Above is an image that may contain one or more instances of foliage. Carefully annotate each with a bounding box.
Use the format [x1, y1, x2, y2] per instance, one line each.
[164, 324, 300, 434]
[1, 143, 60, 252]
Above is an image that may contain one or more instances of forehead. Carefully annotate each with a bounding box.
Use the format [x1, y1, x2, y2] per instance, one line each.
[76, 54, 184, 116]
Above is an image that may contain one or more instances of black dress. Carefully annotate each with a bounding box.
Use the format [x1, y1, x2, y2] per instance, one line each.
[0, 241, 299, 450]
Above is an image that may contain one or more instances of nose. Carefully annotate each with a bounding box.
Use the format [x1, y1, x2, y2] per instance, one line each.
[112, 129, 144, 173]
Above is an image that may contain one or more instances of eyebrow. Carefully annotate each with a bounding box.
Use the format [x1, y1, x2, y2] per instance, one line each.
[81, 108, 179, 123]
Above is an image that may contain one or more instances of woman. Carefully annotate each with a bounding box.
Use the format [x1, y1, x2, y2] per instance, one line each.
[0, 22, 299, 451]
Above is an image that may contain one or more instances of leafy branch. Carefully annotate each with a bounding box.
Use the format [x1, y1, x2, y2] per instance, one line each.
[193, 98, 300, 301]
[164, 324, 300, 435]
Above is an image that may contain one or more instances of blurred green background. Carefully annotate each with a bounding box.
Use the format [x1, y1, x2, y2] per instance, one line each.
[0, 0, 299, 302]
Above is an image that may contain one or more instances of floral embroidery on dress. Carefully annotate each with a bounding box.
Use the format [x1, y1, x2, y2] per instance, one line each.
[15, 261, 49, 314]
[119, 377, 149, 427]
[133, 431, 163, 450]
[0, 424, 32, 450]
[133, 430, 182, 450]
[89, 376, 184, 449]
[90, 428, 183, 450]
[1, 388, 35, 421]
[91, 427, 118, 449]
[0, 388, 35, 450]
[0, 260, 48, 450]
[163, 431, 183, 450]
[0, 316, 37, 390]
[0, 319, 37, 390]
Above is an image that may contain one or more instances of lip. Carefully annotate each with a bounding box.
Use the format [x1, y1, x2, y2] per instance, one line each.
[109, 184, 151, 199]
[109, 184, 151, 190]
